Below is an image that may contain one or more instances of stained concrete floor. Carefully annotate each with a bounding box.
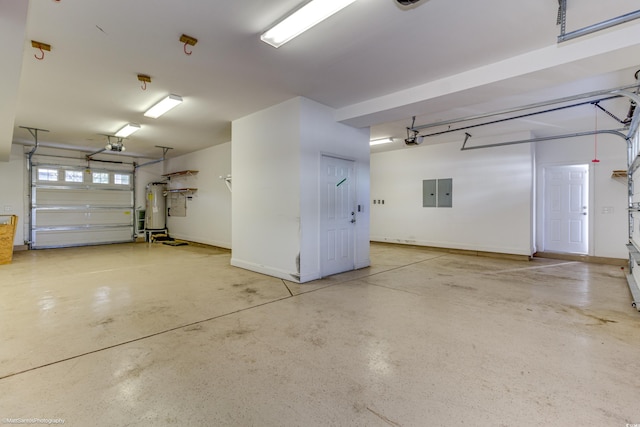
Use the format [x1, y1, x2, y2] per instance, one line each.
[1, 242, 639, 426]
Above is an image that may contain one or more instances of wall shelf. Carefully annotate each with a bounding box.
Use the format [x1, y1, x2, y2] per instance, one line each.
[162, 170, 199, 179]
[165, 188, 197, 194]
[612, 170, 628, 178]
[162, 171, 198, 198]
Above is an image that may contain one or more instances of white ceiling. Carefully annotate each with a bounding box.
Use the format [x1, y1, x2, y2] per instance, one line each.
[3, 0, 640, 160]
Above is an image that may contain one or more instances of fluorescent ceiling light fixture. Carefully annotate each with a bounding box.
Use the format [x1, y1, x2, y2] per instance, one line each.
[144, 94, 183, 119]
[115, 123, 141, 138]
[261, 0, 357, 48]
[370, 137, 394, 146]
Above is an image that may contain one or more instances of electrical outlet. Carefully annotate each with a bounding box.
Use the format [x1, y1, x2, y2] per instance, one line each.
[4, 205, 12, 212]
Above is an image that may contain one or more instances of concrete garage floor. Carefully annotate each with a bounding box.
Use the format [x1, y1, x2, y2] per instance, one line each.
[0, 242, 639, 426]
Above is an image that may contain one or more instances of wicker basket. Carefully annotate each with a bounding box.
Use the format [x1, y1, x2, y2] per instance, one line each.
[0, 215, 18, 265]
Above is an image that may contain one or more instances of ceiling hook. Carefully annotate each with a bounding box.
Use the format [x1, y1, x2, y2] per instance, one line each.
[34, 47, 45, 60]
[31, 41, 51, 61]
[180, 34, 197, 56]
[137, 74, 151, 91]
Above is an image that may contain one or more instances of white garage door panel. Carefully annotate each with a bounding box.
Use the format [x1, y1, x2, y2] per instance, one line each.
[628, 131, 640, 310]
[31, 164, 134, 249]
[632, 212, 639, 245]
[35, 188, 132, 207]
[34, 228, 134, 248]
[34, 209, 133, 227]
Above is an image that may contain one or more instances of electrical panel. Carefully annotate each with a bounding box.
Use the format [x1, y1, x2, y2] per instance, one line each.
[437, 178, 453, 208]
[422, 179, 437, 207]
[423, 178, 452, 208]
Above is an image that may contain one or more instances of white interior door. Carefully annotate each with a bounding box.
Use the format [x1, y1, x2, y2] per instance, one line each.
[320, 155, 355, 277]
[543, 164, 589, 254]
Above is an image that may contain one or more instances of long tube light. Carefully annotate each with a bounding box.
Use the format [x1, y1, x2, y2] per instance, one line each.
[115, 123, 141, 138]
[261, 0, 357, 48]
[370, 137, 394, 146]
[144, 94, 183, 119]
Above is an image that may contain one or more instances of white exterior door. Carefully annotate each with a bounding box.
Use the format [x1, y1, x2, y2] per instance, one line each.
[320, 155, 356, 277]
[543, 164, 589, 254]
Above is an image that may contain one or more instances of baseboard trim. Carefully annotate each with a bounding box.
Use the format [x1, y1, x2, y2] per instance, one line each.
[167, 233, 231, 250]
[371, 241, 532, 262]
[534, 251, 627, 266]
[231, 258, 302, 283]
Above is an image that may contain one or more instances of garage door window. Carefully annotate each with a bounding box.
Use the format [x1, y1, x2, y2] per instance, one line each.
[38, 168, 58, 181]
[114, 174, 130, 185]
[65, 170, 84, 183]
[92, 172, 109, 184]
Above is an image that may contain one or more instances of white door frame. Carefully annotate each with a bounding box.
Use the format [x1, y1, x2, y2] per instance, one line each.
[536, 162, 593, 255]
[319, 154, 356, 277]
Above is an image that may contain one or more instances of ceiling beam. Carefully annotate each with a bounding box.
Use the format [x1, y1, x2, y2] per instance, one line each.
[335, 20, 640, 129]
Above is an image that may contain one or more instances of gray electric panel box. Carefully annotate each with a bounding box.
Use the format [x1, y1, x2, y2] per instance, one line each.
[422, 179, 437, 207]
[438, 178, 453, 208]
[423, 178, 453, 208]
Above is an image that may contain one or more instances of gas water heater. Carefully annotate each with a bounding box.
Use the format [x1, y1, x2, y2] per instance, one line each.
[145, 183, 166, 230]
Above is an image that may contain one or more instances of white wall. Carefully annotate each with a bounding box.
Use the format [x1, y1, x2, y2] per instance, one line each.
[0, 144, 25, 246]
[232, 97, 370, 282]
[299, 97, 370, 280]
[0, 1, 28, 161]
[232, 98, 302, 281]
[371, 135, 534, 256]
[165, 142, 231, 248]
[535, 134, 628, 258]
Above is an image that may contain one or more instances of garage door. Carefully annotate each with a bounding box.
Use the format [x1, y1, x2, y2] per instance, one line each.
[31, 163, 134, 248]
